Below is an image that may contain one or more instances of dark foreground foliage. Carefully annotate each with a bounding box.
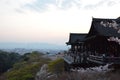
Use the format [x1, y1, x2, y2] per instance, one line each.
[0, 50, 21, 74]
[46, 70, 120, 80]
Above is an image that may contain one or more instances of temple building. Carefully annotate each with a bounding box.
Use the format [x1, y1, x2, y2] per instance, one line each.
[85, 17, 120, 64]
[63, 17, 120, 70]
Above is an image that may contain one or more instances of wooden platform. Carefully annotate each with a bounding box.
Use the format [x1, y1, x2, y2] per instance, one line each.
[88, 55, 120, 65]
[63, 56, 74, 64]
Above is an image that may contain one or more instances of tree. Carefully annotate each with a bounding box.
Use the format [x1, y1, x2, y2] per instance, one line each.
[48, 58, 64, 74]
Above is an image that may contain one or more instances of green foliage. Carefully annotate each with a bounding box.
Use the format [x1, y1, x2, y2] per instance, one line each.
[48, 58, 64, 74]
[6, 63, 38, 80]
[6, 51, 51, 80]
[0, 50, 21, 74]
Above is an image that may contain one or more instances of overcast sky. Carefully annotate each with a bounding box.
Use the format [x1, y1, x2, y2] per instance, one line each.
[0, 0, 120, 45]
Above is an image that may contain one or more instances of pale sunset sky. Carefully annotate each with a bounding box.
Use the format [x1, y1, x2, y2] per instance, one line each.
[0, 0, 120, 46]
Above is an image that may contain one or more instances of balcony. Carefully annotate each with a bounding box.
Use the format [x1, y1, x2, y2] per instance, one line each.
[88, 55, 120, 64]
[63, 52, 85, 64]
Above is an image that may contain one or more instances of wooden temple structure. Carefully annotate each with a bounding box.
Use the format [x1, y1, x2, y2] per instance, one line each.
[63, 17, 120, 70]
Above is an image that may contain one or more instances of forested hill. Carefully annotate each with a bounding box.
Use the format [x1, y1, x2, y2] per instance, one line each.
[0, 50, 21, 74]
[0, 50, 51, 80]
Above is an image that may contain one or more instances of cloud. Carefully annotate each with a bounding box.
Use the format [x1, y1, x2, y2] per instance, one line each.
[1, 0, 120, 15]
[83, 0, 120, 10]
[0, 0, 82, 14]
[55, 0, 82, 10]
[24, 0, 57, 12]
[56, 0, 75, 9]
[0, 0, 35, 14]
[84, 0, 106, 9]
[107, 0, 120, 6]
[23, 0, 82, 12]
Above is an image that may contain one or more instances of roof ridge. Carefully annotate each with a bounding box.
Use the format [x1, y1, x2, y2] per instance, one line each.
[70, 33, 87, 35]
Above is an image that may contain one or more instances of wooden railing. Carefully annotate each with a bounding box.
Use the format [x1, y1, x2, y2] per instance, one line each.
[105, 57, 120, 63]
[63, 52, 82, 64]
[89, 55, 104, 61]
[89, 55, 120, 64]
[63, 55, 74, 64]
[64, 52, 120, 64]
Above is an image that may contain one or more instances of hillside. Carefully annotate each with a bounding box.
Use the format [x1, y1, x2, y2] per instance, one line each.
[1, 50, 120, 80]
[0, 51, 51, 80]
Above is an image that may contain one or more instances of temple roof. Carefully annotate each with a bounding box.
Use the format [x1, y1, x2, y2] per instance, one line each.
[86, 17, 120, 38]
[66, 33, 87, 45]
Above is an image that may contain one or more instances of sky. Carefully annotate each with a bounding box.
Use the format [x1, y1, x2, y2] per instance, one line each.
[0, 0, 120, 46]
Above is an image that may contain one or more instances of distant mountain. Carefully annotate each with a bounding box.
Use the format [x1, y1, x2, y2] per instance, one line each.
[0, 42, 68, 50]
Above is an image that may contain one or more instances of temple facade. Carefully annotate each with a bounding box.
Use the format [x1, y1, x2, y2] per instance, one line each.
[63, 17, 120, 70]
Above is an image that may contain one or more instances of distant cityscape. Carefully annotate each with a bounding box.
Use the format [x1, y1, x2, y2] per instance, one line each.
[0, 42, 69, 55]
[1, 48, 65, 55]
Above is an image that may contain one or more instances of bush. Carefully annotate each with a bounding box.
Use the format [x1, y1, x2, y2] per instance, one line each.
[48, 58, 64, 74]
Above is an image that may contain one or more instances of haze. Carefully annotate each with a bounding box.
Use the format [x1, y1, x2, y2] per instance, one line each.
[0, 0, 120, 48]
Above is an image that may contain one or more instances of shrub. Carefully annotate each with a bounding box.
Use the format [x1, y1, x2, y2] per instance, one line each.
[48, 58, 64, 74]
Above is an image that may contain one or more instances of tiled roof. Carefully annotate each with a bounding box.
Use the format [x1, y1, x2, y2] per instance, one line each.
[86, 17, 120, 38]
[67, 33, 87, 45]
